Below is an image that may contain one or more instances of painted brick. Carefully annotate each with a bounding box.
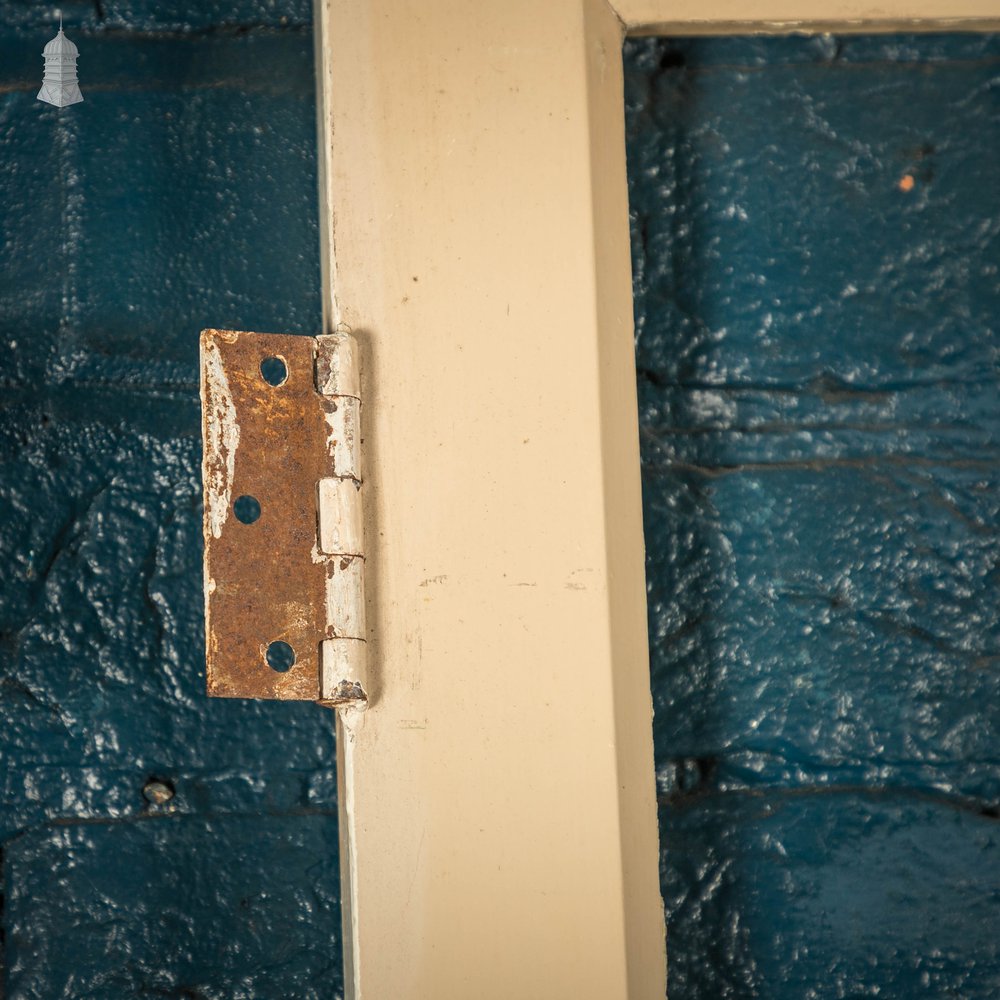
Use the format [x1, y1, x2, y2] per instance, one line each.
[626, 32, 1000, 998]
[0, 10, 337, 997]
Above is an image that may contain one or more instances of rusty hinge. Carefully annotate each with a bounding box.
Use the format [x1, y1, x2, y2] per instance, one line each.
[200, 328, 367, 711]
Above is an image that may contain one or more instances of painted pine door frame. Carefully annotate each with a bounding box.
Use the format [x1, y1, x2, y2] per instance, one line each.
[313, 2, 999, 997]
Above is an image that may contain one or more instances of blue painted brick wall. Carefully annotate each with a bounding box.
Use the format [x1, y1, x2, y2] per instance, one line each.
[625, 33, 1000, 998]
[0, 4, 339, 998]
[4, 10, 999, 999]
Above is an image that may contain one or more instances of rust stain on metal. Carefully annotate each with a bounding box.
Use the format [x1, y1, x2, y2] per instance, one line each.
[201, 328, 342, 701]
[323, 680, 368, 708]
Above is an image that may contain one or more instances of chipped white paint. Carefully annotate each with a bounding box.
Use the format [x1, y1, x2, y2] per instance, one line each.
[326, 555, 366, 638]
[318, 478, 363, 555]
[200, 332, 240, 541]
[315, 329, 367, 709]
[325, 397, 361, 480]
[321, 637, 368, 703]
[317, 333, 361, 398]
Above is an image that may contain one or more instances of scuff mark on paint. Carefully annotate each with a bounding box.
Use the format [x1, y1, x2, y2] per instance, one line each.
[323, 396, 361, 480]
[201, 331, 240, 540]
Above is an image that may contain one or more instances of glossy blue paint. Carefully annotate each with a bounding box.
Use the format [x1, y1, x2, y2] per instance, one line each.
[625, 34, 1000, 998]
[0, 4, 339, 998]
[4, 11, 999, 998]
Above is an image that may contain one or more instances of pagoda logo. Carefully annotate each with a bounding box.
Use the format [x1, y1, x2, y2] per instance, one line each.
[38, 17, 83, 108]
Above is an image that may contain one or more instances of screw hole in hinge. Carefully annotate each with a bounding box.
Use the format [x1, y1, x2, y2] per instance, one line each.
[260, 355, 288, 387]
[265, 640, 296, 672]
[233, 494, 261, 525]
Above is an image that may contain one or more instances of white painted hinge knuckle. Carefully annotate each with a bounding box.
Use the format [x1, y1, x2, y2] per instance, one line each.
[318, 478, 364, 555]
[316, 332, 368, 712]
[326, 397, 362, 480]
[317, 332, 361, 399]
[320, 637, 368, 711]
[325, 554, 367, 638]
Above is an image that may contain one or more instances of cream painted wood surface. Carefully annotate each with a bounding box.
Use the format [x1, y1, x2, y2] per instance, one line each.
[613, 0, 1000, 33]
[314, 0, 663, 996]
[314, 0, 1000, 997]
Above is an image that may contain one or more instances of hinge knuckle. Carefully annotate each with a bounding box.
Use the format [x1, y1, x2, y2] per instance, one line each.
[320, 638, 368, 711]
[316, 332, 361, 399]
[316, 332, 369, 710]
[318, 478, 363, 555]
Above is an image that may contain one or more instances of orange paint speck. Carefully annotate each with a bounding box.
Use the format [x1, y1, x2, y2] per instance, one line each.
[898, 174, 915, 193]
